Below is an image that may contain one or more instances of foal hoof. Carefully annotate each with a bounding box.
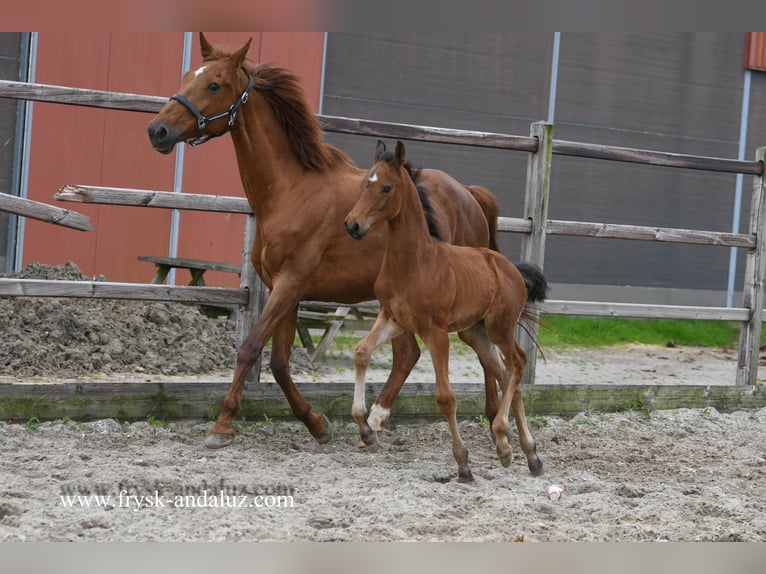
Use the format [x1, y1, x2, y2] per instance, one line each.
[312, 414, 333, 444]
[458, 469, 475, 483]
[496, 444, 513, 468]
[528, 457, 544, 477]
[204, 431, 235, 449]
[358, 431, 379, 452]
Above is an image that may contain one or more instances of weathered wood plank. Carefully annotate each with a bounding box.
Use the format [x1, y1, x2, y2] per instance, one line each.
[541, 300, 750, 321]
[320, 115, 540, 152]
[0, 193, 92, 231]
[0, 278, 248, 305]
[546, 220, 755, 248]
[553, 139, 763, 175]
[55, 184, 252, 214]
[1, 381, 763, 422]
[0, 79, 165, 113]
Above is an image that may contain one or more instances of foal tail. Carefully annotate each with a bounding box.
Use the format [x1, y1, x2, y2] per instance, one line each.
[515, 262, 548, 303]
[468, 185, 500, 252]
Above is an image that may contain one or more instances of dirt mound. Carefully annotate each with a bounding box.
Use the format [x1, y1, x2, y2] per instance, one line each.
[0, 262, 317, 378]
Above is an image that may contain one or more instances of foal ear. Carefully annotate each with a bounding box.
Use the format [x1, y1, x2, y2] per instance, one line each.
[374, 140, 387, 162]
[232, 38, 253, 68]
[199, 33, 214, 60]
[394, 140, 406, 167]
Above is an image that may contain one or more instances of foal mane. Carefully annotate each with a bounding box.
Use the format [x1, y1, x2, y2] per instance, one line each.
[393, 158, 443, 242]
[203, 41, 353, 172]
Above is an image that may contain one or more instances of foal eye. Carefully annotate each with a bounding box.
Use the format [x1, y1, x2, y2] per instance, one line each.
[207, 83, 220, 92]
[382, 185, 392, 194]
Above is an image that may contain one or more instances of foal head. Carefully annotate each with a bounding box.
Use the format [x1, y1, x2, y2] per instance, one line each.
[147, 33, 253, 153]
[345, 140, 432, 239]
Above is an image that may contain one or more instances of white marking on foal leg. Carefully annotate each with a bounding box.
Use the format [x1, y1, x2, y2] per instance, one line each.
[194, 65, 206, 77]
[367, 403, 390, 431]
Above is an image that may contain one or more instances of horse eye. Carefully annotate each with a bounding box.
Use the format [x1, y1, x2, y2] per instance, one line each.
[382, 185, 392, 194]
[208, 83, 220, 92]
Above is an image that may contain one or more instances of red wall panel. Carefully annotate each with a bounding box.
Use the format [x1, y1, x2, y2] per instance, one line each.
[22, 32, 325, 287]
[745, 32, 766, 71]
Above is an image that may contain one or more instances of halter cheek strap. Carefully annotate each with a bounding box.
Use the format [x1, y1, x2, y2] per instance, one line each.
[170, 73, 255, 147]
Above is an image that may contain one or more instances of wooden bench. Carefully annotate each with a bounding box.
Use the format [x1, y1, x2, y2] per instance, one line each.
[138, 256, 379, 360]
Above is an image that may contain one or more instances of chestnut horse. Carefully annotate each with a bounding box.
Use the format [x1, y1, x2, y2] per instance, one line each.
[147, 33, 502, 448]
[345, 140, 547, 482]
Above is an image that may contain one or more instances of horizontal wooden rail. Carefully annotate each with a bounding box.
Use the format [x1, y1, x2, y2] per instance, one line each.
[498, 216, 754, 248]
[0, 80, 164, 113]
[541, 300, 750, 321]
[0, 278, 248, 305]
[0, 193, 92, 231]
[55, 185, 252, 213]
[553, 139, 764, 176]
[1, 80, 760, 176]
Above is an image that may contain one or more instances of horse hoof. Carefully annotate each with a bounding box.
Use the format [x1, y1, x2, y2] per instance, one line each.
[458, 469, 475, 483]
[497, 445, 513, 468]
[204, 431, 234, 449]
[528, 458, 544, 477]
[312, 414, 333, 444]
[359, 431, 379, 452]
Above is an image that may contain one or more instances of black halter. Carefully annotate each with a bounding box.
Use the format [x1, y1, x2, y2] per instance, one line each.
[170, 73, 255, 147]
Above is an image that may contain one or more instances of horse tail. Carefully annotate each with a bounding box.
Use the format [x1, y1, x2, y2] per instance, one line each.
[467, 185, 500, 252]
[515, 262, 548, 303]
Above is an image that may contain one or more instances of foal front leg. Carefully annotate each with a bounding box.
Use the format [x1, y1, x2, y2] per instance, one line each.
[352, 312, 404, 448]
[424, 329, 473, 483]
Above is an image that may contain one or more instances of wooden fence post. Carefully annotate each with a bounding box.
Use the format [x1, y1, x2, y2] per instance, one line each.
[736, 147, 766, 386]
[237, 213, 266, 385]
[519, 121, 553, 385]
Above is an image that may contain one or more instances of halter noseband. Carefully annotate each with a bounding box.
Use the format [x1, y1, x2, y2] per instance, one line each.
[169, 72, 255, 147]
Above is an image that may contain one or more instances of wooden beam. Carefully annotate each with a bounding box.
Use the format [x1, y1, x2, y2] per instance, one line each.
[0, 381, 763, 422]
[55, 185, 252, 214]
[0, 193, 92, 231]
[541, 300, 749, 321]
[0, 79, 165, 113]
[0, 278, 248, 305]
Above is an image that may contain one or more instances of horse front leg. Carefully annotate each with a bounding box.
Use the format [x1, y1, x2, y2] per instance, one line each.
[352, 312, 404, 449]
[367, 332, 420, 432]
[204, 283, 300, 449]
[423, 329, 473, 483]
[270, 306, 332, 443]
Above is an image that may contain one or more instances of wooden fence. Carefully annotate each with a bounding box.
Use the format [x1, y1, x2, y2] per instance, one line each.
[0, 79, 765, 422]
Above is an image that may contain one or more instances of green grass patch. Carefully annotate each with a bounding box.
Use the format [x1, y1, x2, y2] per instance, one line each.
[537, 316, 740, 348]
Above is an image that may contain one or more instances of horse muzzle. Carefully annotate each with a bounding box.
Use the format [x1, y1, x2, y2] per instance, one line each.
[147, 120, 181, 155]
[344, 217, 371, 241]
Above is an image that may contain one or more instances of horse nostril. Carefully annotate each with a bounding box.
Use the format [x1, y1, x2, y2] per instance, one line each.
[147, 122, 168, 143]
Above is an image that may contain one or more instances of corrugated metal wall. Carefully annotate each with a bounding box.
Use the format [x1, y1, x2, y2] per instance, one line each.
[20, 32, 324, 286]
[322, 32, 765, 305]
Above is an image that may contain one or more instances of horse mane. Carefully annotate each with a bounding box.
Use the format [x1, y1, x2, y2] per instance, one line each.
[199, 42, 353, 171]
[387, 157, 443, 242]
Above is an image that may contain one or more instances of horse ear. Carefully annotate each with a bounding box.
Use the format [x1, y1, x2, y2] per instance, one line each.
[199, 33, 213, 60]
[374, 140, 387, 162]
[232, 37, 253, 68]
[394, 140, 406, 167]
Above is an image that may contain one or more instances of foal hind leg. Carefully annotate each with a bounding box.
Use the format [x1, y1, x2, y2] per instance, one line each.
[352, 313, 404, 448]
[424, 329, 473, 482]
[367, 332, 421, 432]
[509, 341, 543, 475]
[458, 322, 507, 427]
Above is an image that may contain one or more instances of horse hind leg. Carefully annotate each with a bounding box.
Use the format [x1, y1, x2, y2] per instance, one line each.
[458, 322, 507, 428]
[510, 340, 543, 476]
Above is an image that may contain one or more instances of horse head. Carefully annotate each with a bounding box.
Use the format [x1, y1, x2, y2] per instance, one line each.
[345, 140, 408, 240]
[147, 33, 253, 153]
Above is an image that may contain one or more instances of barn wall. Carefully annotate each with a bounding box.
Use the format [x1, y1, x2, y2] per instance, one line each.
[321, 32, 764, 306]
[20, 32, 324, 286]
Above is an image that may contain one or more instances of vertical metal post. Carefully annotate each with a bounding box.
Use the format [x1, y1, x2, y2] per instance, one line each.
[519, 121, 553, 385]
[736, 147, 766, 386]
